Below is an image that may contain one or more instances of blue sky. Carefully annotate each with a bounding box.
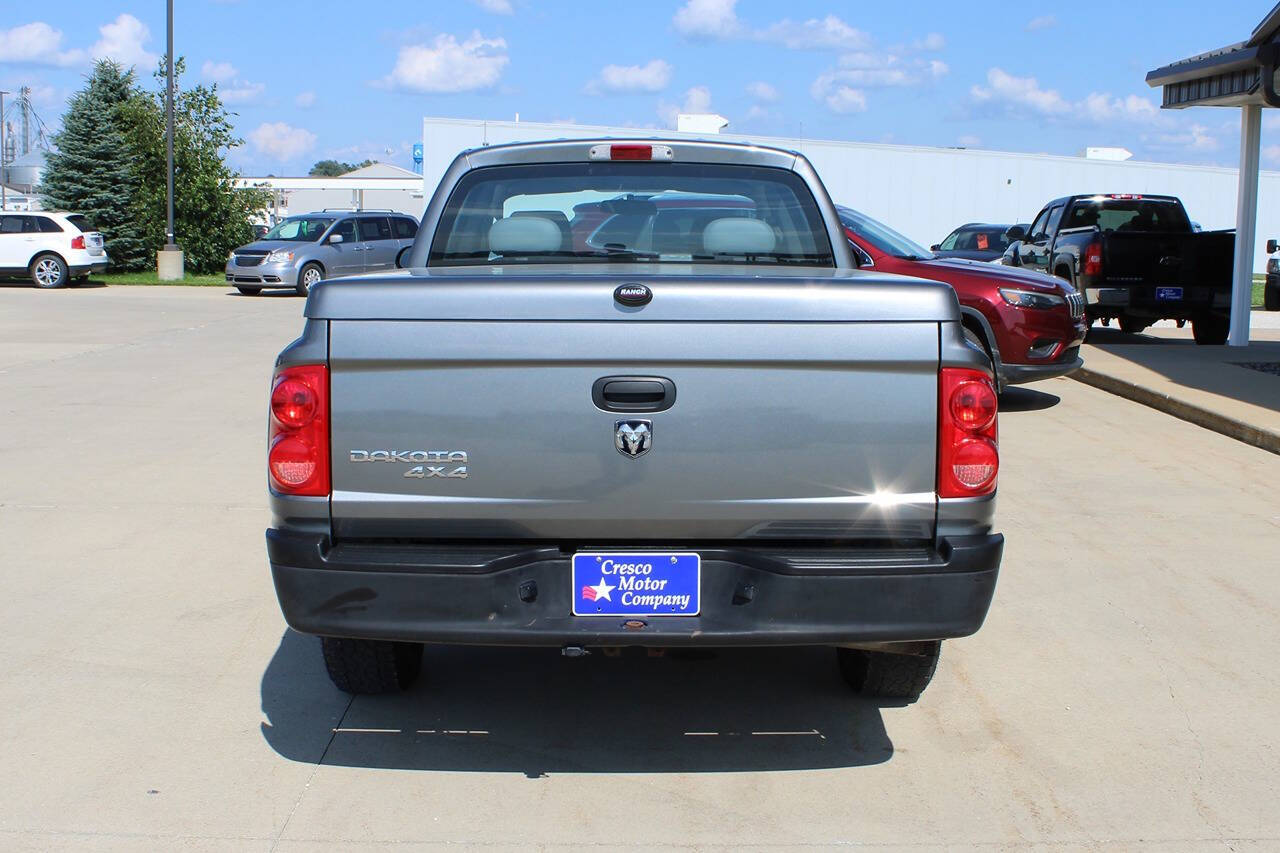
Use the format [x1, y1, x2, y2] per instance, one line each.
[0, 1, 1269, 176]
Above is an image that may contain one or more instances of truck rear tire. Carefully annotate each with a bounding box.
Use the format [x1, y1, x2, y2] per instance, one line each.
[836, 642, 941, 701]
[1118, 316, 1148, 334]
[1266, 283, 1280, 311]
[1191, 314, 1229, 345]
[320, 636, 423, 694]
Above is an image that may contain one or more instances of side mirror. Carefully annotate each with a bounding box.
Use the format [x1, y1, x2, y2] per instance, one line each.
[1268, 239, 1278, 254]
[1005, 225, 1026, 241]
[930, 244, 941, 251]
[329, 233, 344, 244]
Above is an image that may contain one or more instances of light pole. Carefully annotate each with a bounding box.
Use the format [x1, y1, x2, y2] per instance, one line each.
[156, 0, 185, 280]
[0, 90, 8, 211]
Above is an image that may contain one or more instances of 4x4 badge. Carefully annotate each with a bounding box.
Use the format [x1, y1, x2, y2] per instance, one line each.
[615, 420, 652, 458]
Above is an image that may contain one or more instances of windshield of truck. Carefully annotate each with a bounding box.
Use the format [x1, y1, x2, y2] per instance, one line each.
[429, 163, 836, 267]
[837, 207, 934, 260]
[1065, 198, 1191, 233]
[262, 217, 333, 242]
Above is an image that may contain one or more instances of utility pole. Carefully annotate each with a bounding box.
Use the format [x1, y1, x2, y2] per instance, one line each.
[0, 90, 8, 212]
[157, 0, 184, 279]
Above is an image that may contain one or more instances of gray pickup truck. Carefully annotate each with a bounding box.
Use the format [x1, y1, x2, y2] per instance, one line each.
[266, 139, 1004, 702]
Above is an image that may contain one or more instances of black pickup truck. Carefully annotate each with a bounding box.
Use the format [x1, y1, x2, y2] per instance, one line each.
[1008, 194, 1234, 344]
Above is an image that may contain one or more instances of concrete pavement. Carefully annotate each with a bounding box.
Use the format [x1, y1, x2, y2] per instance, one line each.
[1, 285, 1278, 850]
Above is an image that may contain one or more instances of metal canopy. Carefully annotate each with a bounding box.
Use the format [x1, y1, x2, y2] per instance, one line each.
[1144, 5, 1278, 346]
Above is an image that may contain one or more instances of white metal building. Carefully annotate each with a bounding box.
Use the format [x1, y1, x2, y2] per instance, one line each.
[421, 116, 1278, 274]
[234, 161, 424, 222]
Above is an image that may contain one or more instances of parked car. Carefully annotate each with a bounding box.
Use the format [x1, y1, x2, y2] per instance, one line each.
[0, 211, 108, 288]
[266, 139, 1004, 703]
[1265, 239, 1280, 311]
[225, 210, 419, 295]
[569, 192, 754, 253]
[1011, 194, 1234, 343]
[932, 223, 1028, 262]
[837, 206, 1085, 391]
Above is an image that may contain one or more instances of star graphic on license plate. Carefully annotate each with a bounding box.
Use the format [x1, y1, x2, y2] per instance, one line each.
[581, 578, 616, 602]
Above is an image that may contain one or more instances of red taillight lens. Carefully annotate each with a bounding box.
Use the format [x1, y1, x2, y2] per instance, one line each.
[609, 144, 653, 161]
[271, 377, 317, 429]
[949, 380, 997, 432]
[71, 235, 86, 250]
[1083, 241, 1103, 276]
[268, 365, 329, 496]
[938, 367, 999, 498]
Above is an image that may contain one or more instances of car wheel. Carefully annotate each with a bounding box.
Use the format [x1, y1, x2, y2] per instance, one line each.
[836, 642, 941, 701]
[30, 253, 69, 289]
[236, 286, 262, 296]
[1266, 283, 1280, 311]
[296, 263, 323, 296]
[1191, 314, 1229, 345]
[1118, 315, 1148, 334]
[320, 636, 423, 694]
[962, 326, 1001, 390]
[395, 248, 409, 269]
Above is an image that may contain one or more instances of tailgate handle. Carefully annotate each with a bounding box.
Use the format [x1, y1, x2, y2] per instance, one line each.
[592, 376, 676, 413]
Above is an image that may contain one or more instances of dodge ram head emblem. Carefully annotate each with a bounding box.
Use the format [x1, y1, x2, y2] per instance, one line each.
[615, 420, 652, 458]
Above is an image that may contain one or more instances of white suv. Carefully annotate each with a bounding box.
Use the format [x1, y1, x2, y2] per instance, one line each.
[0, 211, 109, 288]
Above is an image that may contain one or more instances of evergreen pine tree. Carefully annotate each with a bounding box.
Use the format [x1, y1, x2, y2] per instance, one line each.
[40, 61, 150, 271]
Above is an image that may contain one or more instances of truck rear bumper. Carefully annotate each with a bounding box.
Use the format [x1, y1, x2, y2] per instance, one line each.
[267, 530, 1002, 647]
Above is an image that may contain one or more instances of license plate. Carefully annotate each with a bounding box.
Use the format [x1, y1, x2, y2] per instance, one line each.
[572, 552, 700, 616]
[1156, 287, 1183, 301]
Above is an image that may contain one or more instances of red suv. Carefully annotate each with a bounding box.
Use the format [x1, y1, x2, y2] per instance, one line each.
[838, 206, 1086, 391]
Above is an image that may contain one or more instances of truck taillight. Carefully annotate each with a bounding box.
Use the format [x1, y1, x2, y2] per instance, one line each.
[71, 235, 85, 250]
[588, 143, 674, 161]
[938, 368, 998, 498]
[268, 364, 329, 496]
[1083, 240, 1103, 277]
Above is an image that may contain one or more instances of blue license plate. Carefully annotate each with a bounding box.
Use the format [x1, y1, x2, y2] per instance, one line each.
[1156, 287, 1183, 301]
[572, 552, 700, 616]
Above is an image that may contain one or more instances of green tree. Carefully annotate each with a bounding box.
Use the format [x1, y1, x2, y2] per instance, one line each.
[121, 58, 268, 273]
[308, 158, 375, 177]
[40, 61, 150, 270]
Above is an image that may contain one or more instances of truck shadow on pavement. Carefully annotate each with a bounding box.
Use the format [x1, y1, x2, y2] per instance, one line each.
[260, 629, 896, 776]
[998, 386, 1060, 413]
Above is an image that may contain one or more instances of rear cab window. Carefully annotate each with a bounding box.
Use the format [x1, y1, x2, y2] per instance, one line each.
[1066, 196, 1191, 233]
[429, 162, 836, 268]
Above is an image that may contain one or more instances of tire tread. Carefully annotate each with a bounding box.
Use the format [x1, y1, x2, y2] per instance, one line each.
[320, 636, 422, 694]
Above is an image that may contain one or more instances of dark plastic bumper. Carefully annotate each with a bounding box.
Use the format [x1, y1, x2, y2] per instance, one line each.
[1001, 352, 1084, 385]
[267, 530, 1003, 647]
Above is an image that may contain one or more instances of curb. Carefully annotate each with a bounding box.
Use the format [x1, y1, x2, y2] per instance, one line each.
[1071, 368, 1280, 456]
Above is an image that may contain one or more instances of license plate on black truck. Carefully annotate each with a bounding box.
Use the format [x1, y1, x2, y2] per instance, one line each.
[572, 552, 700, 616]
[1156, 287, 1184, 301]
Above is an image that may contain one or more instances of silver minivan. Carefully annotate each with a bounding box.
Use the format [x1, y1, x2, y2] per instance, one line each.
[225, 211, 419, 295]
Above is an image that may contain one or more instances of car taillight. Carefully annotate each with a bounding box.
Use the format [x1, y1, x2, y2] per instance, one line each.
[71, 235, 86, 250]
[268, 364, 329, 496]
[938, 368, 998, 498]
[1083, 240, 1103, 277]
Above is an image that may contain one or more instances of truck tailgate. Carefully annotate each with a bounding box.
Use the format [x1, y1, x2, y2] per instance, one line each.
[1102, 230, 1234, 294]
[316, 271, 949, 542]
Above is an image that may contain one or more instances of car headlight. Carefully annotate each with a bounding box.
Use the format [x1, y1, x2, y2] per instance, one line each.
[266, 249, 295, 264]
[1268, 258, 1279, 274]
[999, 288, 1066, 309]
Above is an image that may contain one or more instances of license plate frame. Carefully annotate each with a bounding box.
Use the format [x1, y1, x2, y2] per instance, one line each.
[1156, 286, 1184, 301]
[571, 552, 701, 617]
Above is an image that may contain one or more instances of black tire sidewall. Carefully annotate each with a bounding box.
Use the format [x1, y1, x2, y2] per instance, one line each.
[297, 263, 322, 295]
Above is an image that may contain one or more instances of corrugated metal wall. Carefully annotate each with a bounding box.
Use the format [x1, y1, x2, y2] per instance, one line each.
[422, 117, 1278, 273]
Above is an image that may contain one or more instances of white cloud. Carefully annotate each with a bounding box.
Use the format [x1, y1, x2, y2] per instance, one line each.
[1026, 15, 1058, 31]
[673, 0, 742, 38]
[471, 0, 514, 12]
[1265, 145, 1280, 165]
[957, 134, 982, 147]
[657, 86, 715, 127]
[249, 122, 317, 161]
[915, 32, 945, 51]
[746, 81, 779, 101]
[295, 91, 317, 108]
[823, 86, 867, 114]
[969, 68, 1164, 127]
[220, 80, 266, 104]
[759, 15, 868, 50]
[1146, 123, 1220, 153]
[379, 32, 508, 93]
[672, 1, 866, 50]
[0, 22, 80, 66]
[587, 59, 673, 94]
[201, 60, 237, 82]
[811, 51, 947, 112]
[90, 14, 157, 69]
